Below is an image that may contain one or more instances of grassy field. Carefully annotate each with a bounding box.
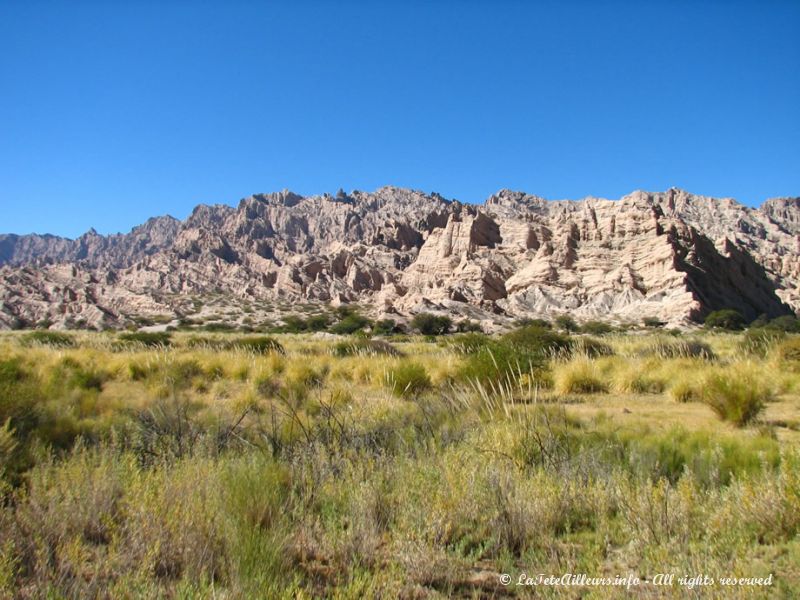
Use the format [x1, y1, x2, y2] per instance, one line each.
[0, 326, 799, 598]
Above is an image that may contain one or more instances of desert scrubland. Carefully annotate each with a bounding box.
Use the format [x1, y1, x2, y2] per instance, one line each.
[0, 322, 798, 598]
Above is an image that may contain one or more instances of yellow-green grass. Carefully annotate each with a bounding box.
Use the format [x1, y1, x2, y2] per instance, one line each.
[0, 329, 798, 597]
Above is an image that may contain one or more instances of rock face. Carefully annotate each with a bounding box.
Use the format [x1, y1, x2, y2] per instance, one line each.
[0, 186, 797, 330]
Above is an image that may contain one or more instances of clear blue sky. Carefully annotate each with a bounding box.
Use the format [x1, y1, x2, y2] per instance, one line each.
[1, 1, 798, 238]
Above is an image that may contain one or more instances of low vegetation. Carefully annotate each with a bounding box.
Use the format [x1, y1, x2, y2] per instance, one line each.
[0, 324, 798, 597]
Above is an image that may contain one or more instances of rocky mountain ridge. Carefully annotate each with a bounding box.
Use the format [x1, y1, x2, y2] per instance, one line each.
[1, 187, 798, 330]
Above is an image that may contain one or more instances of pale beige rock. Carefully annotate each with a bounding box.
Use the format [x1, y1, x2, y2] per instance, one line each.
[0, 186, 797, 329]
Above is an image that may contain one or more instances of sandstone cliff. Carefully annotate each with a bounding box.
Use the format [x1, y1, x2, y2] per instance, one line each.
[0, 187, 797, 330]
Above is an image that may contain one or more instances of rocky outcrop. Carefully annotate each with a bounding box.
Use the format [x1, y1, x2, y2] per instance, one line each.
[0, 186, 797, 330]
[0, 215, 181, 268]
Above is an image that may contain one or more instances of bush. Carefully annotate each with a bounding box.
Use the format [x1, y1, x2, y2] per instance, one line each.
[501, 325, 572, 358]
[554, 315, 579, 332]
[580, 320, 614, 335]
[704, 309, 745, 330]
[454, 326, 569, 388]
[763, 315, 800, 333]
[701, 372, 771, 426]
[458, 341, 547, 388]
[410, 313, 451, 336]
[330, 313, 372, 335]
[116, 331, 172, 348]
[332, 339, 400, 357]
[305, 314, 330, 332]
[280, 316, 308, 333]
[385, 362, 431, 397]
[448, 333, 492, 355]
[20, 331, 76, 348]
[513, 318, 551, 329]
[372, 319, 400, 335]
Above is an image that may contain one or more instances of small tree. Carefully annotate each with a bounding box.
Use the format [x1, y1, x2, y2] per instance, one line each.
[411, 313, 452, 336]
[704, 309, 745, 331]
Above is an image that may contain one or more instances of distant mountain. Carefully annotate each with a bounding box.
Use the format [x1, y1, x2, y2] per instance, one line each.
[1, 187, 798, 330]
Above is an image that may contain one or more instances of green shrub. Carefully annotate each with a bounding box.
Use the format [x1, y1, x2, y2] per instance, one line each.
[305, 314, 330, 332]
[704, 309, 745, 330]
[453, 325, 568, 388]
[332, 339, 400, 357]
[513, 318, 552, 329]
[372, 319, 400, 335]
[501, 325, 572, 358]
[385, 362, 431, 397]
[448, 333, 492, 355]
[280, 315, 308, 333]
[458, 341, 546, 387]
[410, 313, 451, 336]
[701, 372, 771, 426]
[20, 331, 76, 348]
[116, 331, 172, 348]
[554, 315, 579, 332]
[580, 320, 614, 335]
[330, 313, 372, 335]
[764, 315, 800, 332]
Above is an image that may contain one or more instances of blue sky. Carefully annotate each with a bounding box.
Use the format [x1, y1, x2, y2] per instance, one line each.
[1, 1, 798, 238]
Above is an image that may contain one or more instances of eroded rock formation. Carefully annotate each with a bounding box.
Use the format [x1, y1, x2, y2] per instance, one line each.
[0, 186, 797, 329]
